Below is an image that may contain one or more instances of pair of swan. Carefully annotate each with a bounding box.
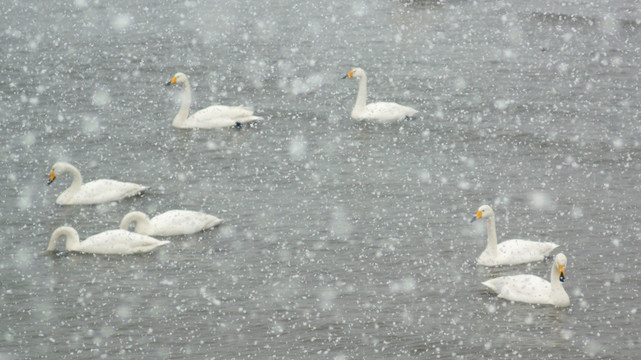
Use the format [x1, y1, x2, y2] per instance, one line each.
[166, 68, 419, 127]
[472, 205, 569, 307]
[46, 210, 222, 254]
[166, 72, 263, 129]
[48, 162, 146, 205]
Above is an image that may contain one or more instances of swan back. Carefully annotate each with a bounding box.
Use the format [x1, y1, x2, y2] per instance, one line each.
[146, 210, 223, 236]
[76, 230, 169, 254]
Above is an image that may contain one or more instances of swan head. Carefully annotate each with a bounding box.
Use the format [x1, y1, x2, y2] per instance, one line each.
[47, 162, 68, 185]
[342, 67, 366, 80]
[166, 72, 188, 86]
[471, 205, 494, 223]
[555, 253, 567, 282]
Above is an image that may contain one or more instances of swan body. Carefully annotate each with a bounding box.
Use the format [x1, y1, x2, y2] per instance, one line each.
[120, 210, 223, 236]
[471, 205, 559, 266]
[166, 72, 263, 129]
[48, 162, 147, 205]
[482, 253, 570, 307]
[342, 67, 419, 122]
[46, 226, 170, 254]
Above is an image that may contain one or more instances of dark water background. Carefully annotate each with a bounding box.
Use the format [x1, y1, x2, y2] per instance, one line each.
[2, 0, 641, 358]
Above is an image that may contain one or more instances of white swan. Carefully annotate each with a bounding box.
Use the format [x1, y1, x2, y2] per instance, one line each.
[46, 226, 170, 254]
[342, 67, 419, 122]
[482, 253, 570, 307]
[166, 72, 263, 129]
[120, 210, 223, 236]
[471, 205, 559, 266]
[48, 162, 147, 205]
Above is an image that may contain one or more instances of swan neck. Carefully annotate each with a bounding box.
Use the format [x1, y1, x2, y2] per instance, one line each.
[173, 80, 192, 126]
[65, 164, 83, 191]
[120, 212, 153, 235]
[485, 217, 498, 256]
[354, 74, 367, 111]
[550, 262, 562, 288]
[47, 227, 80, 251]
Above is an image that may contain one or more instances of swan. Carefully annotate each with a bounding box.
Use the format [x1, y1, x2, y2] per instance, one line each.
[120, 210, 223, 236]
[46, 226, 170, 254]
[471, 205, 559, 266]
[482, 253, 570, 307]
[165, 72, 263, 129]
[47, 162, 147, 205]
[342, 67, 419, 122]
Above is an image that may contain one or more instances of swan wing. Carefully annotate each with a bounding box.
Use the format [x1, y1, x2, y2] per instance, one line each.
[483, 275, 552, 305]
[186, 105, 263, 128]
[75, 230, 169, 254]
[150, 210, 223, 236]
[496, 240, 560, 265]
[359, 102, 418, 122]
[60, 180, 146, 205]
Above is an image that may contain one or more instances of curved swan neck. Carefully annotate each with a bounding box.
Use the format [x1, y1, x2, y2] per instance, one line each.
[120, 211, 153, 235]
[484, 217, 498, 256]
[61, 163, 83, 191]
[354, 73, 367, 112]
[550, 262, 562, 288]
[173, 79, 192, 127]
[47, 227, 80, 251]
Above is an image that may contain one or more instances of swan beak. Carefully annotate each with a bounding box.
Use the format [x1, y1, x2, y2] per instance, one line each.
[342, 71, 354, 79]
[558, 265, 566, 282]
[47, 171, 56, 185]
[165, 77, 177, 86]
[470, 210, 482, 223]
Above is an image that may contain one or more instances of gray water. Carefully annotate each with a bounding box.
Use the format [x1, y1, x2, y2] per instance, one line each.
[2, 0, 641, 358]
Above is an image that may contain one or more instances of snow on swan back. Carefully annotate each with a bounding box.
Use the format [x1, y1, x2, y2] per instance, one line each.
[342, 67, 419, 122]
[47, 162, 147, 205]
[165, 72, 263, 129]
[482, 253, 570, 307]
[46, 226, 170, 254]
[120, 210, 223, 236]
[470, 205, 559, 266]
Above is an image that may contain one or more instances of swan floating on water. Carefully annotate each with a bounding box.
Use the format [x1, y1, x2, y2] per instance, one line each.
[120, 210, 223, 236]
[166, 72, 263, 129]
[46, 226, 170, 254]
[482, 253, 570, 307]
[342, 67, 419, 122]
[48, 162, 147, 205]
[471, 205, 559, 266]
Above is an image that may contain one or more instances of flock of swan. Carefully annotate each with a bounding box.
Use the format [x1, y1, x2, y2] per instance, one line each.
[45, 68, 569, 307]
[46, 161, 222, 254]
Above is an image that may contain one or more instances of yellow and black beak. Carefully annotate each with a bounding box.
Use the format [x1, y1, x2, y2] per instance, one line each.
[470, 210, 482, 223]
[558, 264, 566, 282]
[165, 77, 177, 86]
[341, 71, 354, 79]
[47, 171, 56, 185]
